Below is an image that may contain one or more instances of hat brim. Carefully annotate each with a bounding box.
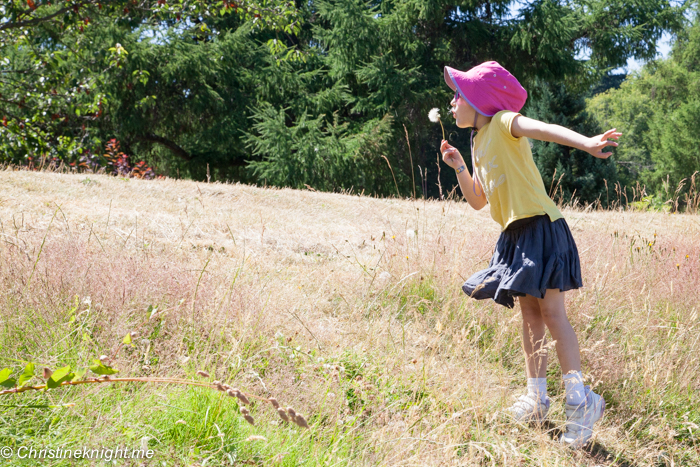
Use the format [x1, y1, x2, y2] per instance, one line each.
[444, 66, 490, 117]
[444, 66, 457, 91]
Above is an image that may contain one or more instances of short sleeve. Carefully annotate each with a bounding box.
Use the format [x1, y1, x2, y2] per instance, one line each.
[494, 110, 521, 141]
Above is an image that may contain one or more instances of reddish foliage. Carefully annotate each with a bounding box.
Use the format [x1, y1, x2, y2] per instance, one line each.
[103, 139, 156, 179]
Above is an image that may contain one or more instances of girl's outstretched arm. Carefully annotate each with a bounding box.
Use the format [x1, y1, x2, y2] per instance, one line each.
[511, 115, 622, 159]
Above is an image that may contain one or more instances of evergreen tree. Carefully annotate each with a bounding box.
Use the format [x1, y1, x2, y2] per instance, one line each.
[1, 0, 686, 201]
[587, 8, 700, 202]
[525, 81, 620, 205]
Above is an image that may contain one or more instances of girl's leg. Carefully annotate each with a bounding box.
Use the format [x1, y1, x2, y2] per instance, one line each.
[538, 289, 605, 447]
[536, 289, 580, 374]
[519, 295, 548, 378]
[508, 295, 550, 421]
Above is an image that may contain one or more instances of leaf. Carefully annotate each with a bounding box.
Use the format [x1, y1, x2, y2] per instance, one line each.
[123, 333, 132, 345]
[18, 362, 35, 387]
[0, 368, 16, 388]
[47, 366, 74, 389]
[71, 368, 87, 382]
[89, 360, 118, 376]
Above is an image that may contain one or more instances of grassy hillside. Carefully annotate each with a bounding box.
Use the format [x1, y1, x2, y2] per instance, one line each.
[0, 170, 698, 466]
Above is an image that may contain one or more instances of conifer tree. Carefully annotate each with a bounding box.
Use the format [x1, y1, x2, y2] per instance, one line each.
[587, 8, 700, 203]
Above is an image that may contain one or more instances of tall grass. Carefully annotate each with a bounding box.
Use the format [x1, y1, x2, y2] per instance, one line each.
[0, 169, 698, 466]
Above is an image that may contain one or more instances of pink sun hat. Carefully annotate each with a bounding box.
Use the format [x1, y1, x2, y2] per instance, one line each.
[444, 61, 527, 117]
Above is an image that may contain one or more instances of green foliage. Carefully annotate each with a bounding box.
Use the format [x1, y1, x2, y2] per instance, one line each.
[587, 10, 700, 204]
[0, 0, 300, 171]
[47, 366, 74, 389]
[0, 0, 688, 200]
[18, 363, 35, 388]
[524, 80, 620, 205]
[0, 368, 16, 389]
[88, 360, 118, 376]
[246, 104, 398, 192]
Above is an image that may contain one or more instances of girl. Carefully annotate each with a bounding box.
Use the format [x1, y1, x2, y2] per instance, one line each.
[440, 61, 620, 448]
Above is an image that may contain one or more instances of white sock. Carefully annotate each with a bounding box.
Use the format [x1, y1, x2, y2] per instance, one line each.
[526, 377, 548, 403]
[563, 371, 586, 406]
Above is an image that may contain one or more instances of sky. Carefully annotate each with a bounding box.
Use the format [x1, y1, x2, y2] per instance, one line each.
[622, 32, 674, 73]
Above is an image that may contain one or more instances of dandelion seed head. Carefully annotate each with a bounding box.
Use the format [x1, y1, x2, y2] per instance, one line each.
[428, 108, 441, 123]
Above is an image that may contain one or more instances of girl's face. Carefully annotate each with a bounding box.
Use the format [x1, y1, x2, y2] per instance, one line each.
[450, 92, 477, 129]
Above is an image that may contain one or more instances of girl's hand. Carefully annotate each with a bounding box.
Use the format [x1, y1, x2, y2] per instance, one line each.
[440, 140, 465, 170]
[584, 128, 622, 159]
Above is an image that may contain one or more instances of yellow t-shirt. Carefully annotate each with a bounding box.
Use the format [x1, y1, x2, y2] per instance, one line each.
[473, 110, 563, 230]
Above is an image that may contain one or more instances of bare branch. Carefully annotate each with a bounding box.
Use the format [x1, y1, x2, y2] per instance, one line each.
[139, 133, 193, 161]
[0, 7, 73, 31]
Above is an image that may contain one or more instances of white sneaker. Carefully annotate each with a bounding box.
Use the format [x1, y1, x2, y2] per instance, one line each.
[507, 393, 550, 422]
[560, 386, 605, 448]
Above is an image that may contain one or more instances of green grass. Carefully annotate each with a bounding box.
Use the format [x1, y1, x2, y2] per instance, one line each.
[2, 171, 700, 466]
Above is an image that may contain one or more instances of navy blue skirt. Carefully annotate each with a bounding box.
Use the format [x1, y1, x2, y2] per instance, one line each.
[462, 215, 583, 308]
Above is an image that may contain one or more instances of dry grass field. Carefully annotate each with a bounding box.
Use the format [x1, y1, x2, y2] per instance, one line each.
[0, 169, 699, 466]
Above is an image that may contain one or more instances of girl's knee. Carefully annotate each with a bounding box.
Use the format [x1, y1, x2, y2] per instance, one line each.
[519, 298, 542, 322]
[539, 304, 571, 326]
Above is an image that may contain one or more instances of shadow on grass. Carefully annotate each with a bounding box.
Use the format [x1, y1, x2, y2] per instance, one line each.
[539, 421, 634, 467]
[584, 442, 635, 467]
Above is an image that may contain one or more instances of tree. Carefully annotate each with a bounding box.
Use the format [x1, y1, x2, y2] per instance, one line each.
[524, 80, 620, 206]
[1, 0, 687, 201]
[587, 8, 700, 202]
[246, 0, 685, 197]
[0, 0, 299, 171]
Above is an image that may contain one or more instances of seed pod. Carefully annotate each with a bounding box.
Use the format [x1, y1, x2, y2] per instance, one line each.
[268, 397, 280, 409]
[196, 370, 210, 378]
[213, 380, 225, 391]
[294, 413, 310, 429]
[286, 407, 297, 421]
[243, 414, 255, 425]
[223, 383, 232, 391]
[240, 407, 250, 416]
[226, 389, 237, 397]
[235, 390, 250, 406]
[277, 408, 289, 422]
